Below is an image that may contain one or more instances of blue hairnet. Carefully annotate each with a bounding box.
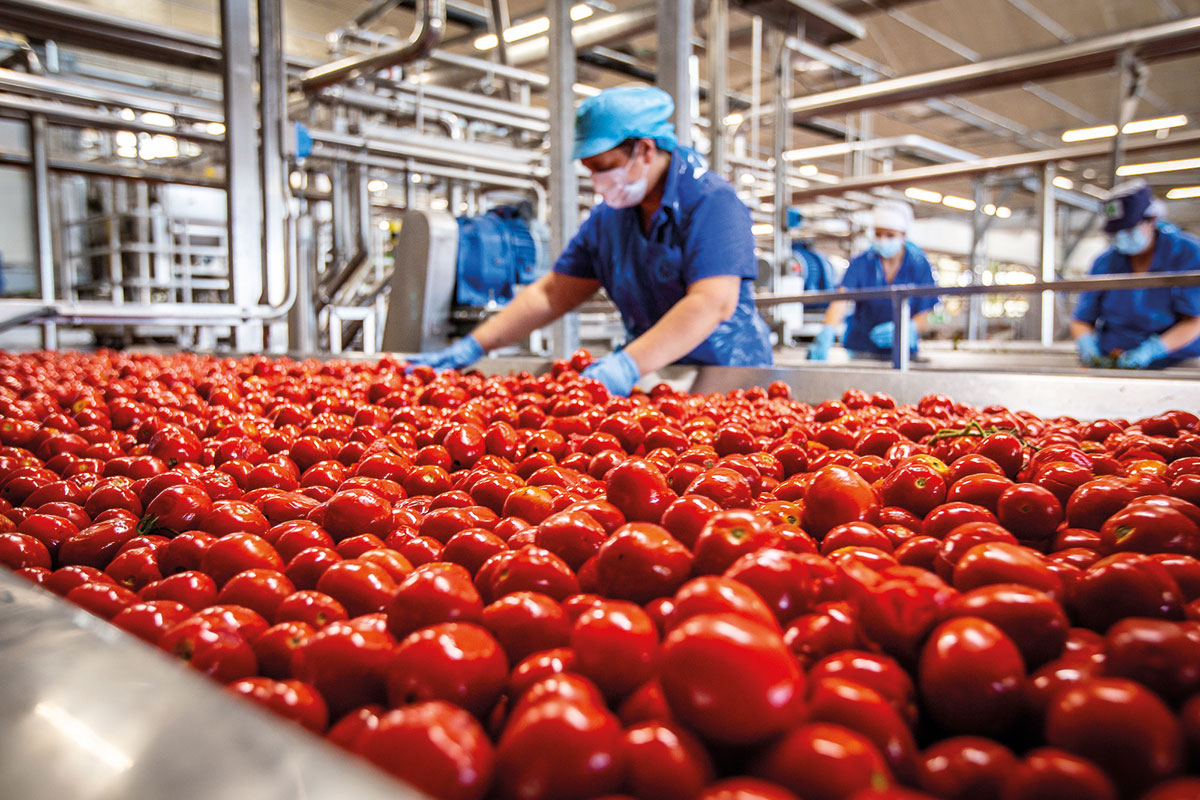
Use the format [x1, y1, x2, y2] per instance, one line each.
[573, 86, 677, 160]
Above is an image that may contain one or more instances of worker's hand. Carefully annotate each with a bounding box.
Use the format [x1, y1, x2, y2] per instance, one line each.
[868, 321, 917, 350]
[1075, 333, 1107, 367]
[407, 334, 484, 372]
[581, 350, 640, 396]
[807, 325, 835, 361]
[1116, 335, 1168, 369]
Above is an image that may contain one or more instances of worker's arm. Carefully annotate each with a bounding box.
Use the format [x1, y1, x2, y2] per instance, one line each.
[621, 275, 742, 375]
[1160, 314, 1200, 352]
[1069, 319, 1095, 339]
[470, 272, 601, 352]
[822, 296, 851, 328]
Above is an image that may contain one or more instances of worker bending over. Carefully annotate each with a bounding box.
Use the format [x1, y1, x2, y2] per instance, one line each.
[409, 86, 773, 394]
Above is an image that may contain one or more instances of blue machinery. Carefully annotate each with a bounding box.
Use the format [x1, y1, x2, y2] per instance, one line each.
[382, 205, 549, 352]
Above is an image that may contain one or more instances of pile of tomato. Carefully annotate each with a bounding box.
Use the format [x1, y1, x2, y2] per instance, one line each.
[1, 349, 1199, 800]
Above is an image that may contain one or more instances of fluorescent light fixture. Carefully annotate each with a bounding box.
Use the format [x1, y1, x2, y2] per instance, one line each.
[750, 223, 773, 235]
[995, 206, 1012, 218]
[983, 203, 997, 216]
[205, 122, 226, 136]
[378, 220, 391, 230]
[1061, 124, 1118, 143]
[723, 112, 744, 126]
[1052, 176, 1074, 190]
[739, 173, 757, 185]
[1061, 114, 1188, 142]
[796, 164, 819, 176]
[1122, 114, 1188, 134]
[573, 83, 601, 97]
[905, 187, 942, 204]
[115, 130, 137, 148]
[141, 111, 175, 128]
[1117, 157, 1200, 176]
[1167, 186, 1200, 199]
[475, 4, 592, 49]
[942, 195, 976, 211]
[367, 179, 389, 192]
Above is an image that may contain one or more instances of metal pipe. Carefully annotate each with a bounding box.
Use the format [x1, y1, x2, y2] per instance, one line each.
[706, 0, 727, 172]
[0, 68, 222, 125]
[301, 0, 446, 91]
[0, 151, 225, 188]
[309, 127, 545, 177]
[259, 0, 289, 318]
[486, 0, 515, 100]
[773, 15, 1200, 122]
[30, 114, 57, 349]
[547, 0, 580, 358]
[753, 270, 1200, 308]
[787, 129, 1200, 201]
[0, 93, 222, 143]
[1039, 162, 1057, 347]
[772, 30, 790, 283]
[782, 134, 977, 165]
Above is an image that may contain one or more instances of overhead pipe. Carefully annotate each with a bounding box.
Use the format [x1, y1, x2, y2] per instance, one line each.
[787, 129, 1200, 202]
[762, 15, 1200, 122]
[301, 0, 447, 92]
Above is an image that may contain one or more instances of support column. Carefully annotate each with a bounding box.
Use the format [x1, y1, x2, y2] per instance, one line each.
[221, 0, 264, 351]
[1039, 162, 1056, 347]
[547, 0, 579, 357]
[657, 0, 693, 149]
[772, 31, 791, 288]
[705, 0, 727, 174]
[966, 179, 984, 341]
[30, 114, 57, 349]
[259, 0, 289, 352]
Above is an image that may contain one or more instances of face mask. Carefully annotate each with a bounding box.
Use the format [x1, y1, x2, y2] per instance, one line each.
[1113, 225, 1151, 256]
[874, 236, 903, 259]
[590, 146, 649, 209]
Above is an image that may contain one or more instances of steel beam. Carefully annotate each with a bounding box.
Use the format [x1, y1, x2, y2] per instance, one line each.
[29, 114, 56, 349]
[547, 0, 580, 358]
[260, 0, 289, 352]
[787, 129, 1200, 201]
[705, 0, 726, 166]
[760, 15, 1200, 122]
[772, 30, 791, 285]
[221, 0, 264, 351]
[1039, 162, 1056, 347]
[658, 0, 695, 150]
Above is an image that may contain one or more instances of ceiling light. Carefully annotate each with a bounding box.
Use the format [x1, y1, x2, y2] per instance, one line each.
[750, 223, 773, 236]
[367, 179, 389, 192]
[141, 112, 175, 128]
[796, 164, 819, 176]
[1166, 186, 1200, 200]
[1116, 157, 1200, 176]
[378, 220, 391, 230]
[1051, 176, 1074, 190]
[1061, 114, 1188, 142]
[995, 206, 1012, 218]
[573, 83, 602, 97]
[983, 203, 996, 216]
[905, 187, 942, 204]
[205, 122, 226, 136]
[1061, 124, 1118, 143]
[739, 173, 756, 185]
[942, 195, 976, 211]
[723, 112, 744, 126]
[1122, 115, 1188, 134]
[475, 5, 593, 50]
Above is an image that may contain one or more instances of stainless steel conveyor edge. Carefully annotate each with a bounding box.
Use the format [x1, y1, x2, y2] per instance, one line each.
[0, 570, 428, 800]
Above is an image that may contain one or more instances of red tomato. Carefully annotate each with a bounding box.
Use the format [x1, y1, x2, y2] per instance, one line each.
[752, 722, 893, 800]
[918, 617, 1025, 736]
[802, 465, 880, 538]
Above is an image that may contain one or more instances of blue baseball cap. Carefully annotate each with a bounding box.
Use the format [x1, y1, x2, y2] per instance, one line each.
[1102, 181, 1155, 233]
[573, 86, 677, 160]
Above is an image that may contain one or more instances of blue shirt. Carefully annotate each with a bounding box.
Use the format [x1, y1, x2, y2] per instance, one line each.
[1073, 222, 1200, 366]
[553, 147, 773, 367]
[840, 241, 938, 355]
[792, 242, 836, 311]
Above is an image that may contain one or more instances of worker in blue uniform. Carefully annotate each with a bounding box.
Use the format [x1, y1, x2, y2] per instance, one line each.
[786, 207, 836, 311]
[1071, 181, 1200, 369]
[808, 200, 937, 360]
[408, 86, 773, 395]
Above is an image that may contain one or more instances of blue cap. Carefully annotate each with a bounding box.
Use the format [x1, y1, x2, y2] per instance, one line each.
[573, 86, 677, 160]
[1102, 181, 1154, 233]
[786, 207, 804, 230]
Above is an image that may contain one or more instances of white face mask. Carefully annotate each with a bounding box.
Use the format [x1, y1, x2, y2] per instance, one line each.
[590, 145, 649, 209]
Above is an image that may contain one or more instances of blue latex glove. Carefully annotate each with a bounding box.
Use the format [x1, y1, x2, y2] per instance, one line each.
[581, 350, 640, 396]
[807, 325, 835, 361]
[1116, 335, 1168, 369]
[869, 320, 918, 350]
[1075, 332, 1106, 367]
[407, 334, 484, 372]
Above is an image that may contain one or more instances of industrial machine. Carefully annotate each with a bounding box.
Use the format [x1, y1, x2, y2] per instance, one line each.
[382, 204, 549, 353]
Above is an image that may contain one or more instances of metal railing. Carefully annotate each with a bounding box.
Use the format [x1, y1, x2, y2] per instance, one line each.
[754, 271, 1200, 370]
